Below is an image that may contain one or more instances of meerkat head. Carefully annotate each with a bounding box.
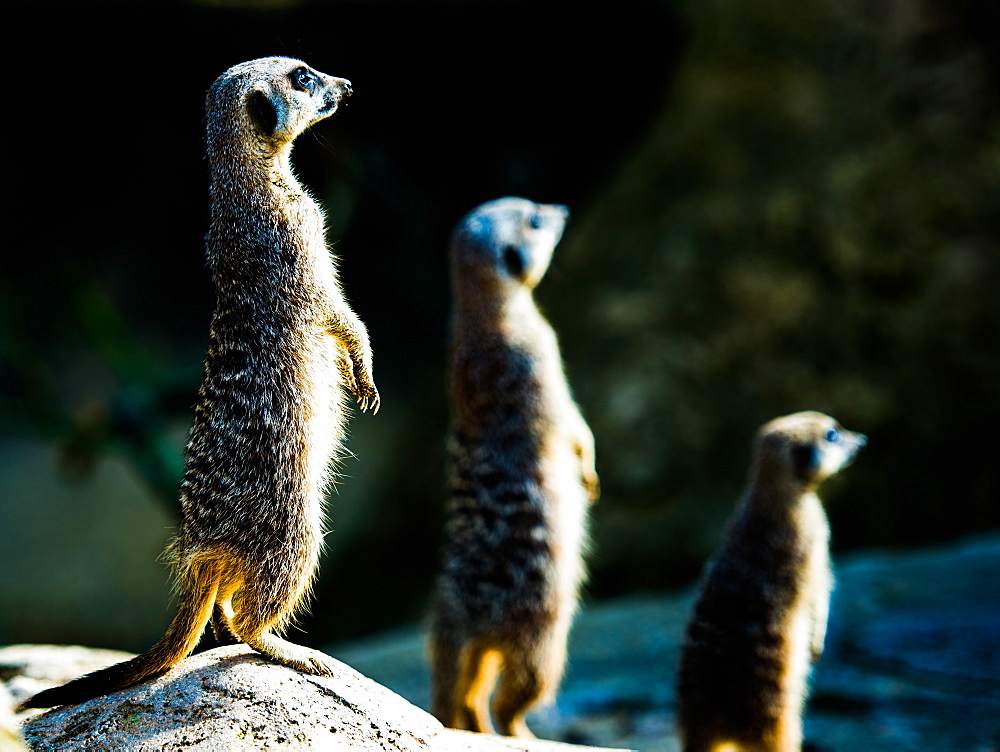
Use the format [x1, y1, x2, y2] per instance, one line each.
[450, 197, 570, 294]
[753, 411, 867, 490]
[208, 57, 352, 149]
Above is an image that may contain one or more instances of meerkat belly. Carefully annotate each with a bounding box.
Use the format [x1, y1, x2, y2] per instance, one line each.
[293, 325, 344, 521]
[778, 591, 815, 714]
[539, 438, 589, 600]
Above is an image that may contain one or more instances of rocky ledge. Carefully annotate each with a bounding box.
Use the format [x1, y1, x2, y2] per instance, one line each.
[3, 644, 622, 752]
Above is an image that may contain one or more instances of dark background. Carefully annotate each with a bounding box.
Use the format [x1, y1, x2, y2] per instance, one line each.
[2, 0, 998, 652]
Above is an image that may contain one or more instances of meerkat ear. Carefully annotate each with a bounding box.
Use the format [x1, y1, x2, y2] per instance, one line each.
[248, 89, 279, 135]
[503, 245, 528, 279]
[791, 443, 821, 480]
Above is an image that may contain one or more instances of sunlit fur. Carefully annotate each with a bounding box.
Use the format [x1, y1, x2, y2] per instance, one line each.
[677, 411, 866, 752]
[18, 57, 378, 711]
[430, 197, 600, 738]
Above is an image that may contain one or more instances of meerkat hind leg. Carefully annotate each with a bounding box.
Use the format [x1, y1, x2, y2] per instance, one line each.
[493, 630, 568, 738]
[241, 630, 336, 676]
[491, 656, 542, 738]
[457, 644, 501, 733]
[231, 577, 336, 676]
[210, 582, 241, 645]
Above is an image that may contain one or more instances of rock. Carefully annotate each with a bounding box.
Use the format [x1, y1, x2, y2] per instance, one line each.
[0, 645, 136, 707]
[5, 645, 627, 752]
[436, 729, 622, 752]
[0, 681, 28, 752]
[806, 535, 1000, 752]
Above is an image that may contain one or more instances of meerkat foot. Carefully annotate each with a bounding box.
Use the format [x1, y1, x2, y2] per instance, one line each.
[245, 632, 338, 676]
[492, 663, 544, 738]
[496, 715, 535, 739]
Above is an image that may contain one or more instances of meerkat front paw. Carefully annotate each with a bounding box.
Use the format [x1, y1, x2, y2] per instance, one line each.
[574, 437, 600, 502]
[338, 350, 379, 413]
[584, 469, 601, 502]
[351, 362, 380, 413]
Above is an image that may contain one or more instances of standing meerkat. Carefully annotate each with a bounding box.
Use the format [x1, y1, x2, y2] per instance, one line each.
[676, 411, 866, 752]
[429, 197, 599, 738]
[19, 57, 378, 711]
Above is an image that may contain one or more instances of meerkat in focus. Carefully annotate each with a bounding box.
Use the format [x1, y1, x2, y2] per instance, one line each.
[429, 197, 599, 738]
[677, 411, 866, 752]
[19, 57, 378, 711]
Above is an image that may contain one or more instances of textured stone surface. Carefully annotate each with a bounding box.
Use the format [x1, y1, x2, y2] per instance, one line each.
[15, 645, 440, 751]
[6, 645, 625, 752]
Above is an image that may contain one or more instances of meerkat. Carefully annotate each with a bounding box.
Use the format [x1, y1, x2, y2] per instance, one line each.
[18, 57, 378, 711]
[429, 197, 599, 738]
[676, 411, 866, 752]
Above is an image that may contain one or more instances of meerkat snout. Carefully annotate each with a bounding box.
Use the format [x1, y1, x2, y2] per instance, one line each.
[318, 77, 351, 113]
[533, 204, 569, 228]
[833, 425, 867, 458]
[330, 78, 352, 101]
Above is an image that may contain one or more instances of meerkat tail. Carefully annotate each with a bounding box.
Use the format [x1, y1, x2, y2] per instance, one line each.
[16, 560, 223, 711]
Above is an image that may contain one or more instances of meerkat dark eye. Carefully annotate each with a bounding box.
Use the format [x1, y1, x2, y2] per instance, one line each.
[291, 67, 318, 93]
[504, 245, 527, 278]
[825, 428, 840, 443]
[528, 213, 544, 230]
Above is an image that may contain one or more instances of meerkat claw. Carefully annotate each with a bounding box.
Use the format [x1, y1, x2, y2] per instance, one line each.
[364, 388, 380, 414]
[350, 364, 379, 413]
[307, 657, 337, 677]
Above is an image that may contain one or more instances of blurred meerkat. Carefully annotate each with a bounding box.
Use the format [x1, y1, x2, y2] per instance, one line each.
[19, 57, 377, 711]
[429, 197, 599, 737]
[676, 411, 866, 752]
